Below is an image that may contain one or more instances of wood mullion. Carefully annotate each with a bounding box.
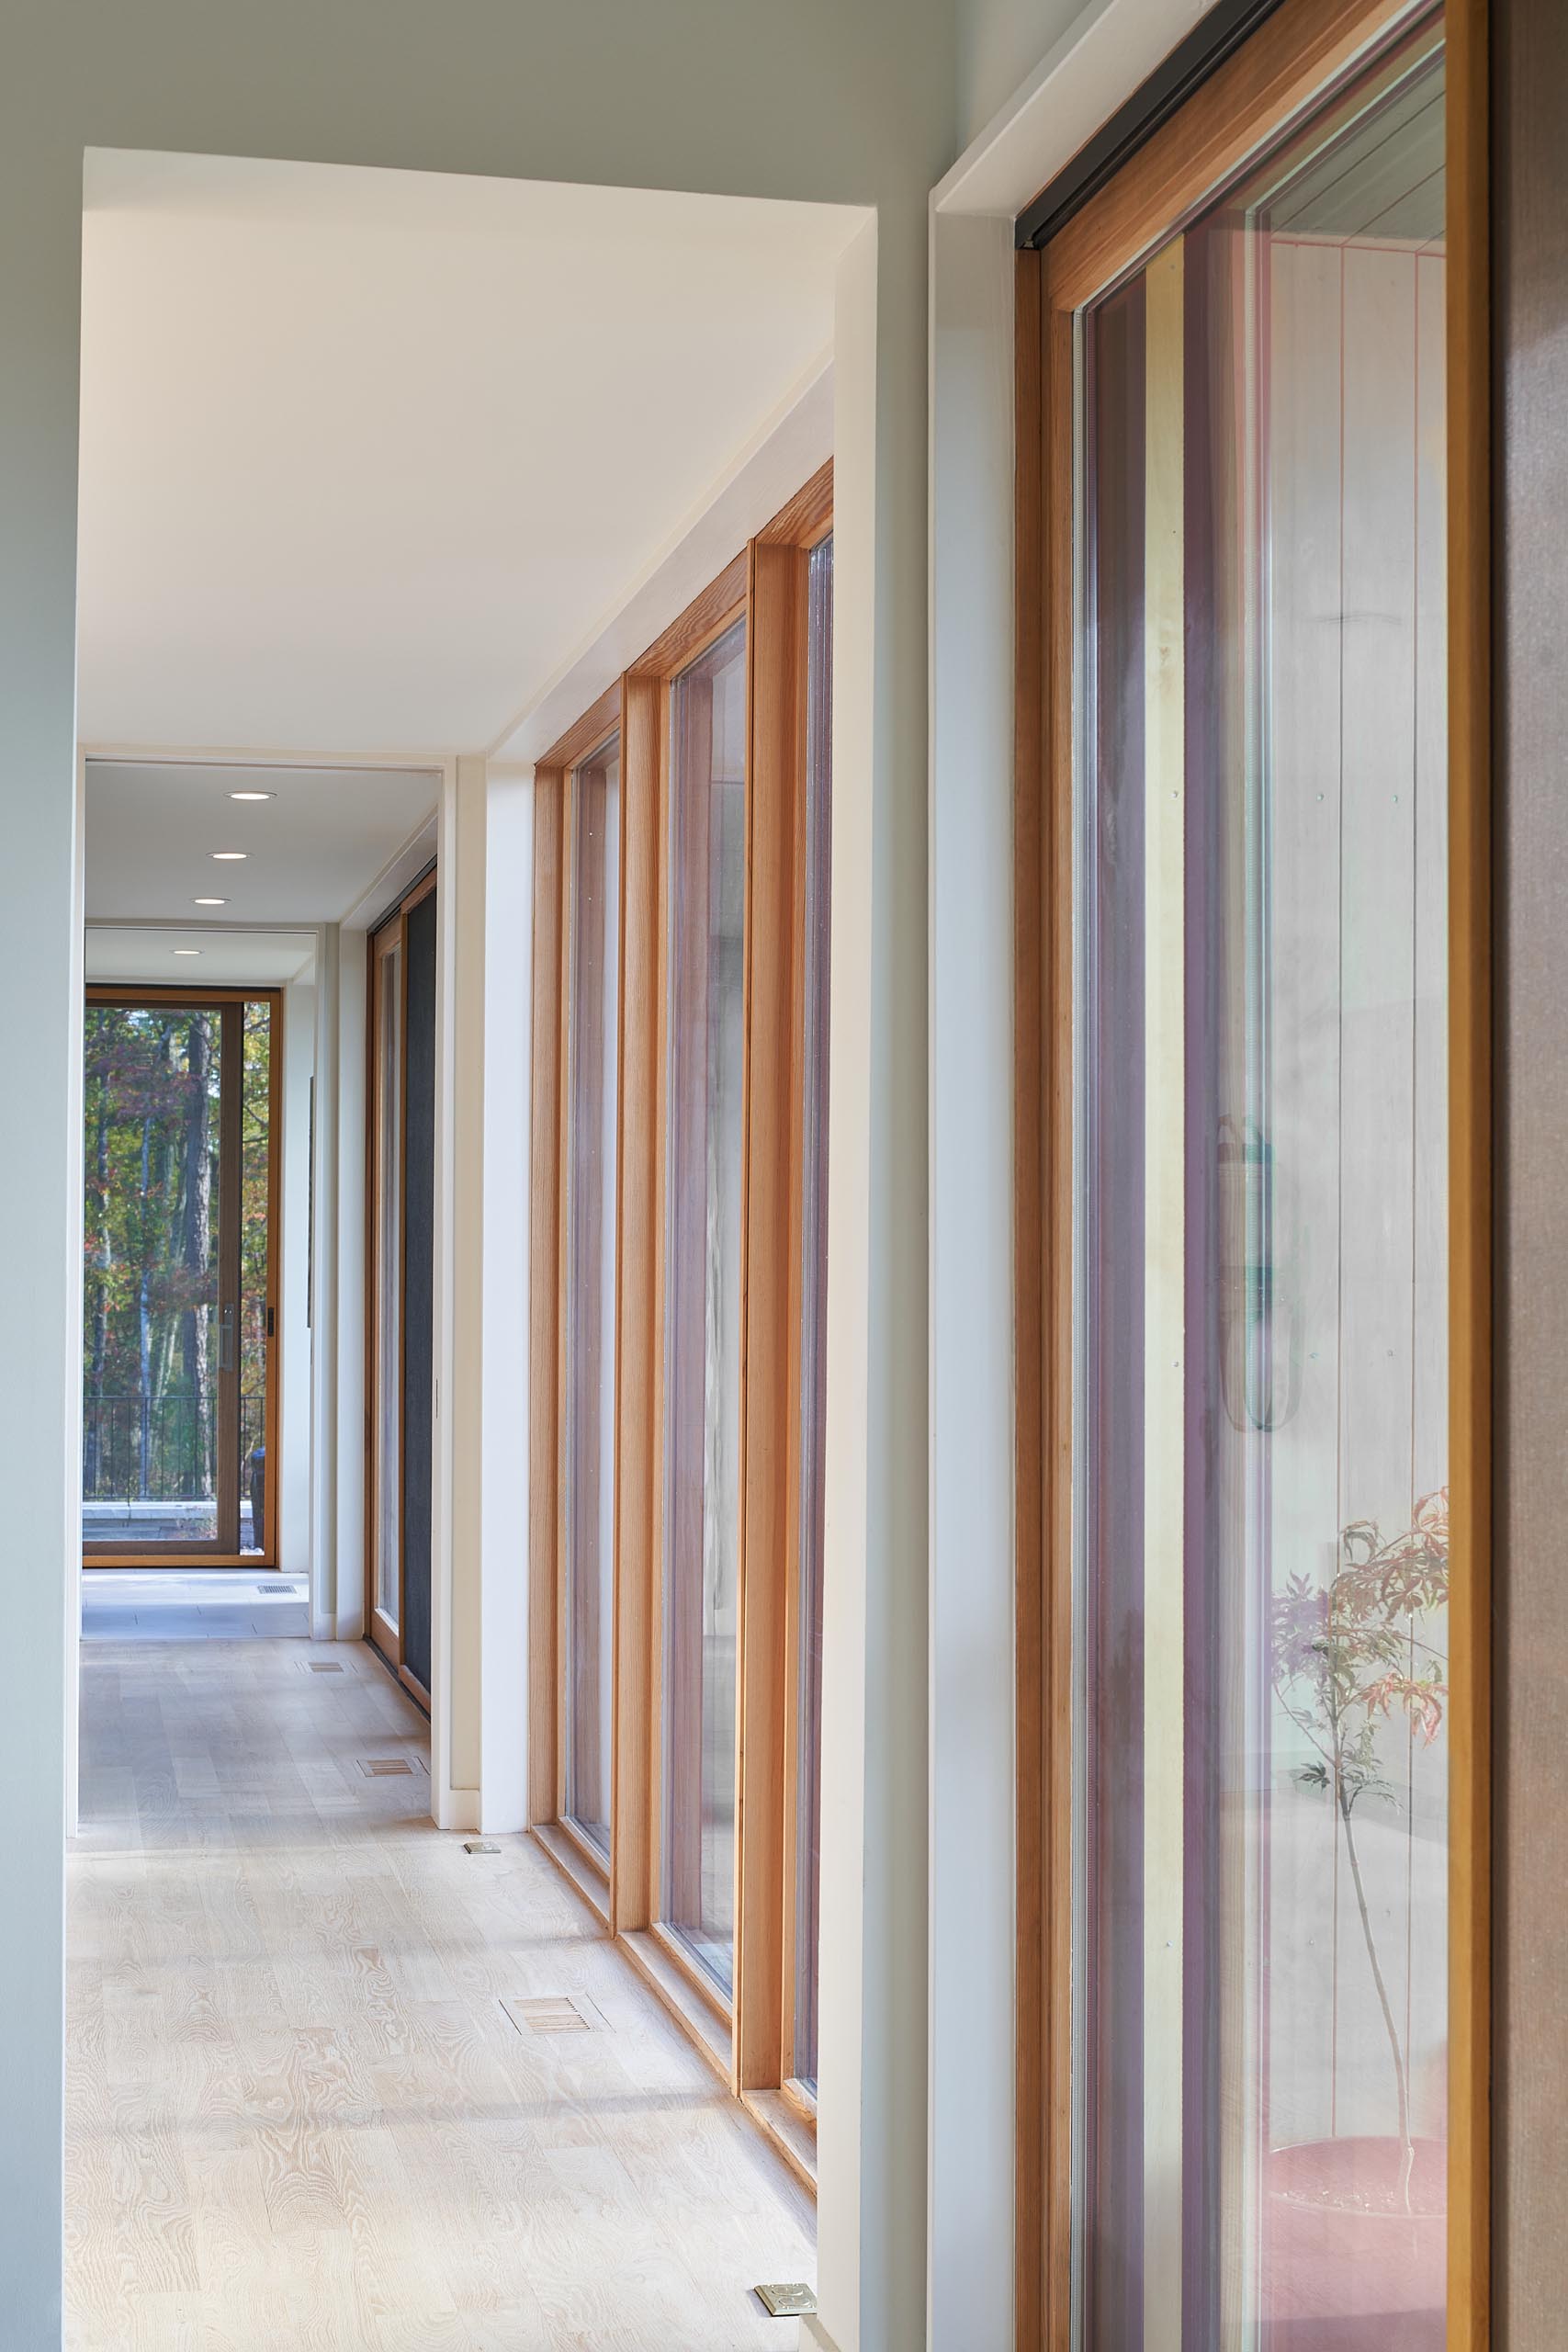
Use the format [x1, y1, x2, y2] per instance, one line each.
[662, 666, 715, 1948]
[734, 537, 805, 2095]
[554, 775, 575, 1828]
[1014, 244, 1049, 2352]
[1447, 0, 1490, 2339]
[1016, 254, 1077, 2352]
[777, 605, 811, 2090]
[1042, 292, 1077, 2352]
[565, 752, 613, 1845]
[612, 673, 663, 1933]
[85, 984, 272, 1008]
[216, 1000, 243, 1556]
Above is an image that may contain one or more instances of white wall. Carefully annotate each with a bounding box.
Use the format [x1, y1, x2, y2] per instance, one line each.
[924, 4, 1235, 2345]
[476, 765, 533, 1838]
[430, 765, 462, 1826]
[278, 971, 316, 1576]
[925, 208, 1019, 2352]
[434, 753, 536, 1840]
[316, 924, 355, 1641]
[2, 12, 948, 2347]
[955, 0, 1093, 148]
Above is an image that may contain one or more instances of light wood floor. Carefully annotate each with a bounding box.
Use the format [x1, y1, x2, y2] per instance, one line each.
[68, 1637, 815, 2351]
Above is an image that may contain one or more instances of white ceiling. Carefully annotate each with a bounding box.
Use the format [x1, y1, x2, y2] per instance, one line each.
[78, 149, 863, 755]
[85, 927, 318, 986]
[85, 761, 439, 924]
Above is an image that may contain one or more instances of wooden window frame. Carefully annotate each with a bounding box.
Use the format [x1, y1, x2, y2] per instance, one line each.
[84, 982, 283, 1571]
[529, 679, 624, 1920]
[1012, 3, 1489, 2345]
[365, 865, 437, 1709]
[526, 462, 833, 2195]
[632, 572, 750, 2000]
[759, 474, 835, 2140]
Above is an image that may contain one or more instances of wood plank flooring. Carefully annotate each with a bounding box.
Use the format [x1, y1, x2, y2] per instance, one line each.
[68, 1638, 815, 2350]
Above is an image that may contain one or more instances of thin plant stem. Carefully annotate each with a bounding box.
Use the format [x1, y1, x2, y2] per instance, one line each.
[1336, 1775, 1415, 2211]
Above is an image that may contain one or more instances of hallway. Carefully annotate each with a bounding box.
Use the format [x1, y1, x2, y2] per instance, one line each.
[67, 1639, 815, 2351]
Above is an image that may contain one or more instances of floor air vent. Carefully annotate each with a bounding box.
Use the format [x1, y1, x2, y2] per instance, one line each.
[501, 1994, 608, 2036]
[755, 2285, 818, 2319]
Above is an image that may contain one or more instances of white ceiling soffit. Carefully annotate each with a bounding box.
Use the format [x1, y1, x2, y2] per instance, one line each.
[85, 927, 319, 986]
[84, 762, 440, 925]
[934, 0, 1209, 216]
[79, 151, 865, 755]
[492, 363, 833, 767]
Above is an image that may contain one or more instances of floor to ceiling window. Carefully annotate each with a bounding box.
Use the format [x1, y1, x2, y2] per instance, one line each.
[787, 526, 833, 2105]
[661, 615, 750, 1998]
[366, 867, 438, 1701]
[563, 730, 622, 1864]
[1015, 2, 1486, 2343]
[369, 920, 404, 1646]
[528, 463, 835, 2185]
[82, 987, 279, 1564]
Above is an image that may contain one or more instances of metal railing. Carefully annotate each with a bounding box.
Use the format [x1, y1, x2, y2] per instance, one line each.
[82, 1392, 265, 1503]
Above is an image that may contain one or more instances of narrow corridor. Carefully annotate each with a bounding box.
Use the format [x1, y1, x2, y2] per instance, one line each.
[67, 1637, 814, 2350]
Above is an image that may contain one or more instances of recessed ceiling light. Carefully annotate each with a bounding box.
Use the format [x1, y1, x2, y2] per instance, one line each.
[194, 896, 228, 906]
[174, 948, 201, 957]
[229, 790, 273, 801]
[210, 851, 247, 861]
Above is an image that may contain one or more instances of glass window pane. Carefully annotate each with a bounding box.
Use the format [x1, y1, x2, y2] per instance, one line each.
[1073, 22, 1449, 2347]
[661, 616, 748, 1998]
[563, 737, 621, 1859]
[793, 536, 833, 2094]
[240, 1000, 273, 1556]
[375, 940, 403, 1628]
[82, 1003, 222, 1545]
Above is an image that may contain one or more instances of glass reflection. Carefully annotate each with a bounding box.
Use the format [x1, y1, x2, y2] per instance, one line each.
[1074, 21, 1450, 2346]
[661, 618, 749, 1997]
[563, 738, 622, 1859]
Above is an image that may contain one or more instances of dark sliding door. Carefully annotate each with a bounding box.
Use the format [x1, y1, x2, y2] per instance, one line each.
[366, 869, 436, 1701]
[82, 988, 279, 1565]
[401, 887, 436, 1695]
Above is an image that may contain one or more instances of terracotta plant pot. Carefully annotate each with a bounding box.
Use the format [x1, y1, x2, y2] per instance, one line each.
[1262, 2136, 1445, 2348]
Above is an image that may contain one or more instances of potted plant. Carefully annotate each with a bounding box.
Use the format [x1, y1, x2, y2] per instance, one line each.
[1266, 1487, 1450, 2335]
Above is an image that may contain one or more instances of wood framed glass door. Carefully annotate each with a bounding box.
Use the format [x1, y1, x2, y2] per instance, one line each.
[365, 868, 437, 1702]
[82, 986, 281, 1566]
[1014, 0, 1489, 2343]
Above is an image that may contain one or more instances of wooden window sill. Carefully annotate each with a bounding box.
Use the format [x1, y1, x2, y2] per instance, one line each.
[530, 1819, 610, 1930]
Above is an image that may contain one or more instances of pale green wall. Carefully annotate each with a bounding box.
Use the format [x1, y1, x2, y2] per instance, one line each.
[0, 5, 954, 2346]
[953, 0, 1084, 142]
